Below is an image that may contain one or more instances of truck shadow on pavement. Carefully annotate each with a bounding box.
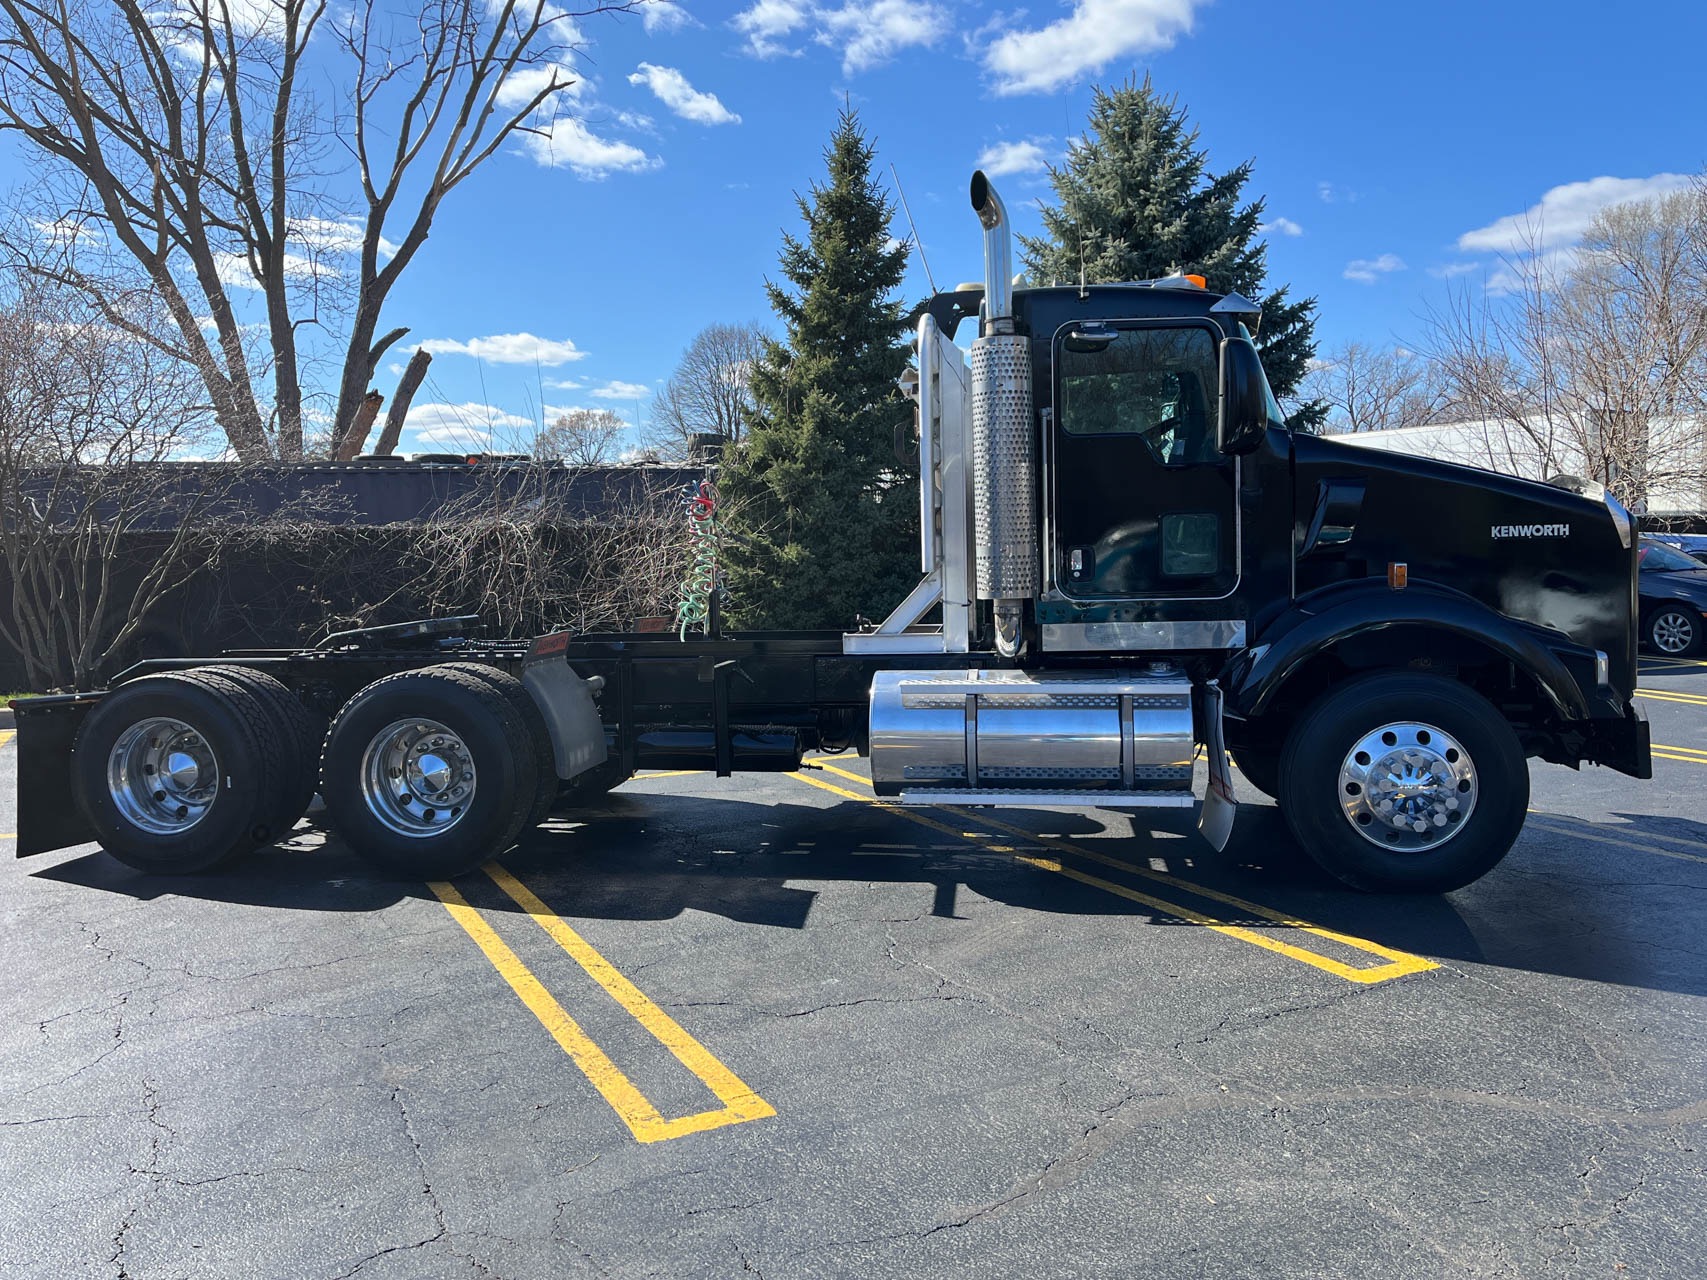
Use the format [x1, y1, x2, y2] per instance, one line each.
[29, 789, 1707, 998]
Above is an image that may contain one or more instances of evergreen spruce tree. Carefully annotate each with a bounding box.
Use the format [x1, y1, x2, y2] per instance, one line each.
[719, 110, 916, 628]
[1022, 77, 1325, 429]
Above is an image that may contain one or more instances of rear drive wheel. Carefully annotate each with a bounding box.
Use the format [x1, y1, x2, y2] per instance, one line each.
[71, 673, 280, 874]
[320, 666, 537, 878]
[1647, 605, 1703, 656]
[437, 663, 558, 833]
[195, 665, 325, 835]
[1277, 673, 1528, 893]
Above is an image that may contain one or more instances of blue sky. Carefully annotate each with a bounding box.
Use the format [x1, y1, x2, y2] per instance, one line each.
[6, 0, 1706, 455]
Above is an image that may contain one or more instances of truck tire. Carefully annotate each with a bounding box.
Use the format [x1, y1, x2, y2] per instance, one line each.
[70, 672, 283, 874]
[320, 666, 539, 879]
[1277, 673, 1528, 893]
[436, 662, 558, 834]
[1646, 604, 1704, 656]
[195, 665, 326, 835]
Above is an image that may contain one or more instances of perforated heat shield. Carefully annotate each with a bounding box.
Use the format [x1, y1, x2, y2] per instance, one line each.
[969, 333, 1037, 601]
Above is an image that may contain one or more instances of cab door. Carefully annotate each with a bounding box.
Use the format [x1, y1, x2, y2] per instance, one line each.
[1048, 321, 1238, 601]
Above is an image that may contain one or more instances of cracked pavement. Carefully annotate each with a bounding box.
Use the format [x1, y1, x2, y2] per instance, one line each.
[2, 660, 1705, 1277]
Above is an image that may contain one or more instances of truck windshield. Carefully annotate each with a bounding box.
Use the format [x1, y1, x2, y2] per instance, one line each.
[1059, 326, 1221, 466]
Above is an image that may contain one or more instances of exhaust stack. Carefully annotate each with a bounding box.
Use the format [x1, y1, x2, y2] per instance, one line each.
[967, 170, 1036, 657]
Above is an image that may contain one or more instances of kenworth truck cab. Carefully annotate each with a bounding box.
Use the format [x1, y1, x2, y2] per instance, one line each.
[12, 171, 1650, 894]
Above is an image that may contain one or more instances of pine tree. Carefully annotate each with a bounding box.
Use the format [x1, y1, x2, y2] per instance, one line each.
[1022, 77, 1325, 430]
[718, 110, 917, 629]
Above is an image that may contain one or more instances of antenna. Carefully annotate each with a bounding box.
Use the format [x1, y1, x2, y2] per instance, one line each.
[889, 163, 939, 295]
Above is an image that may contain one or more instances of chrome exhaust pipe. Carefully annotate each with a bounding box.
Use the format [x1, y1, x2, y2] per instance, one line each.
[970, 170, 1013, 332]
[967, 170, 1035, 658]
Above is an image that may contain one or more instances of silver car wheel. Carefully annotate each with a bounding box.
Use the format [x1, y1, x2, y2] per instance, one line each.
[1651, 609, 1696, 655]
[107, 716, 221, 835]
[1338, 721, 1477, 852]
[360, 718, 477, 838]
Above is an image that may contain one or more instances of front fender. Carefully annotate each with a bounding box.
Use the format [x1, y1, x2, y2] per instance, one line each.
[1227, 582, 1592, 723]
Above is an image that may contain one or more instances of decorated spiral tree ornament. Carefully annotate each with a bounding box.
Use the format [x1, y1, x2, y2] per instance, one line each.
[675, 479, 722, 640]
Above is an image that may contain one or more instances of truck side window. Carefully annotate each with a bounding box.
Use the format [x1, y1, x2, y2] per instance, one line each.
[1059, 326, 1221, 466]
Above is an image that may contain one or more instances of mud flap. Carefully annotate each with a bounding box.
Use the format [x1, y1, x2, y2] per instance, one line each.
[14, 694, 101, 856]
[1197, 679, 1237, 852]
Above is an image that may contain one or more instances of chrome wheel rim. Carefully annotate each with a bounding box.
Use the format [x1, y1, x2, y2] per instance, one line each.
[360, 718, 476, 838]
[1338, 721, 1477, 852]
[1653, 611, 1695, 654]
[107, 716, 220, 835]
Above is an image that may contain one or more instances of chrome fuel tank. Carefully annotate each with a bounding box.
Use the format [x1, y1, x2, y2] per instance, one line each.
[868, 669, 1195, 799]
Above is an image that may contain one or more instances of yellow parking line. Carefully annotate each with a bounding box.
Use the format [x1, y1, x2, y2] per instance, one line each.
[789, 766, 1434, 986]
[0, 729, 14, 749]
[632, 770, 702, 780]
[429, 873, 773, 1143]
[1525, 817, 1707, 868]
[1636, 690, 1707, 707]
[484, 863, 775, 1140]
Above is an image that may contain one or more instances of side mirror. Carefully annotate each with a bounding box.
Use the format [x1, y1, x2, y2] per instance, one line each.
[1219, 336, 1276, 455]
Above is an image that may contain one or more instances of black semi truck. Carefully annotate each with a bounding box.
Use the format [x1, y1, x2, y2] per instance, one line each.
[14, 171, 1651, 894]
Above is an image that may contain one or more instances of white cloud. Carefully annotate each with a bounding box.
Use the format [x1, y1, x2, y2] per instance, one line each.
[404, 402, 535, 452]
[642, 1, 696, 33]
[288, 216, 399, 260]
[1343, 254, 1406, 284]
[1456, 173, 1695, 255]
[976, 138, 1050, 178]
[732, 0, 809, 57]
[33, 216, 101, 248]
[417, 333, 588, 365]
[1258, 216, 1303, 238]
[627, 63, 740, 125]
[1428, 261, 1480, 280]
[520, 118, 660, 178]
[494, 63, 587, 112]
[818, 1, 949, 73]
[544, 376, 586, 391]
[1317, 181, 1358, 204]
[733, 0, 945, 71]
[212, 249, 327, 291]
[590, 380, 652, 400]
[982, 0, 1201, 95]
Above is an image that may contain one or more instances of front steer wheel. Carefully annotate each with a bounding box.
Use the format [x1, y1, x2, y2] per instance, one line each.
[320, 666, 540, 879]
[1277, 673, 1529, 893]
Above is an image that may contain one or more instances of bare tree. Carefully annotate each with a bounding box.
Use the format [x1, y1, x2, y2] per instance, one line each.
[533, 407, 627, 466]
[0, 0, 637, 460]
[648, 321, 767, 457]
[410, 468, 689, 637]
[1305, 341, 1449, 434]
[1423, 182, 1707, 512]
[0, 273, 219, 688]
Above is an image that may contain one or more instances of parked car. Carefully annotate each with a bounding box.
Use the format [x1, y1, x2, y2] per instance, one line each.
[1638, 537, 1707, 654]
[1648, 533, 1707, 565]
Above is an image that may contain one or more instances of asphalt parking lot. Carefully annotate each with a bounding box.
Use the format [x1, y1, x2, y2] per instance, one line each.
[3, 659, 1705, 1279]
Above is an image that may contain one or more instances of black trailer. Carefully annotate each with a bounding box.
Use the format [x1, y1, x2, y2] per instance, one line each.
[13, 171, 1652, 894]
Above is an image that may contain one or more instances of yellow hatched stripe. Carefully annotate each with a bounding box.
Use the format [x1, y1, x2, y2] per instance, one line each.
[429, 873, 773, 1143]
[484, 863, 775, 1141]
[789, 766, 1434, 986]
